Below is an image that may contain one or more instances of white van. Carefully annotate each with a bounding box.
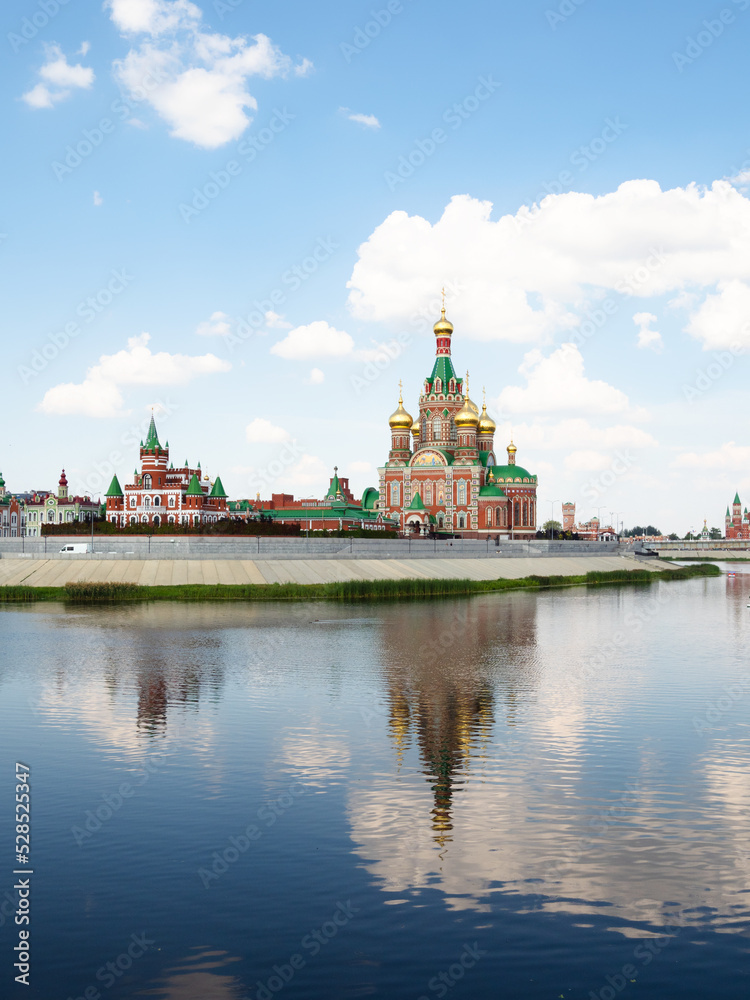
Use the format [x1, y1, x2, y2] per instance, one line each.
[60, 544, 91, 554]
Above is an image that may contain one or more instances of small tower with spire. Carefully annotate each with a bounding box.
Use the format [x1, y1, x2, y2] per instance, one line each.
[453, 373, 479, 462]
[139, 413, 169, 490]
[388, 382, 413, 465]
[57, 469, 69, 500]
[476, 387, 497, 459]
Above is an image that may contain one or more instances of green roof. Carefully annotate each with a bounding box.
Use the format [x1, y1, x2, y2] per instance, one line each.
[143, 415, 161, 452]
[186, 473, 203, 496]
[734, 492, 741, 505]
[105, 474, 124, 497]
[478, 483, 505, 498]
[408, 492, 426, 510]
[490, 464, 536, 482]
[326, 471, 342, 499]
[209, 476, 227, 498]
[427, 356, 459, 389]
[362, 486, 379, 510]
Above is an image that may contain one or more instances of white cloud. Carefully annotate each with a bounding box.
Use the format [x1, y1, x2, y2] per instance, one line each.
[270, 321, 354, 360]
[37, 333, 230, 417]
[22, 44, 95, 108]
[196, 310, 231, 336]
[497, 343, 638, 417]
[283, 455, 329, 493]
[245, 418, 291, 444]
[305, 367, 325, 385]
[672, 442, 750, 471]
[109, 1, 311, 147]
[93, 190, 103, 206]
[686, 280, 750, 350]
[503, 418, 656, 454]
[347, 182, 750, 345]
[633, 311, 663, 352]
[265, 310, 292, 330]
[340, 107, 381, 129]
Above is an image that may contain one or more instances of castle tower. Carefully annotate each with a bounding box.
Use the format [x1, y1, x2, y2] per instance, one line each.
[105, 474, 124, 524]
[388, 383, 413, 465]
[733, 492, 742, 527]
[506, 440, 517, 466]
[418, 303, 464, 449]
[57, 469, 69, 500]
[139, 414, 169, 491]
[453, 374, 479, 462]
[562, 502, 575, 532]
[476, 388, 496, 458]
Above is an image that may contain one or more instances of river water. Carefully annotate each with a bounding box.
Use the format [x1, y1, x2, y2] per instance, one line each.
[1, 570, 749, 999]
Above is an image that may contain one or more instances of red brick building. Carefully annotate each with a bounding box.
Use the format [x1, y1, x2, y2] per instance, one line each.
[106, 416, 228, 528]
[725, 493, 750, 539]
[380, 308, 538, 537]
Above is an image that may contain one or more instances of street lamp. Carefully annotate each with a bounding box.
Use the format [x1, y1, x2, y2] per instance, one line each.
[615, 511, 624, 540]
[547, 499, 560, 542]
[82, 492, 97, 553]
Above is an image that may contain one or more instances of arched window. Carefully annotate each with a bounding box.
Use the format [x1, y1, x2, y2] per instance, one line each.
[390, 482, 400, 506]
[433, 416, 441, 441]
[425, 483, 433, 505]
[530, 502, 535, 526]
[153, 496, 161, 507]
[522, 502, 528, 526]
[153, 515, 160, 527]
[496, 506, 502, 526]
[435, 377, 442, 392]
[514, 501, 520, 525]
[458, 515, 465, 529]
[141, 514, 149, 523]
[143, 474, 152, 489]
[457, 481, 467, 505]
[143, 496, 151, 507]
[486, 508, 492, 527]
[437, 485, 444, 505]
[129, 516, 137, 525]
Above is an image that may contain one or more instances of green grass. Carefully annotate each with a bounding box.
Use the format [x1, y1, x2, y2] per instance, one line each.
[0, 562, 721, 604]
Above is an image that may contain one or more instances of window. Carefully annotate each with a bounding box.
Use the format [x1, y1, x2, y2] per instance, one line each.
[523, 502, 528, 526]
[458, 515, 465, 529]
[437, 485, 444, 505]
[433, 416, 441, 440]
[141, 515, 149, 523]
[129, 497, 136, 508]
[425, 483, 433, 505]
[143, 474, 152, 489]
[143, 496, 151, 507]
[486, 509, 492, 527]
[66, 511, 73, 522]
[169, 495, 175, 507]
[457, 481, 467, 505]
[496, 506, 502, 526]
[181, 515, 188, 524]
[390, 482, 400, 506]
[153, 496, 161, 507]
[168, 515, 175, 524]
[514, 501, 520, 525]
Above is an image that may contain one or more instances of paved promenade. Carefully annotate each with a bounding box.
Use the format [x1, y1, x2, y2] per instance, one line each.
[0, 554, 664, 588]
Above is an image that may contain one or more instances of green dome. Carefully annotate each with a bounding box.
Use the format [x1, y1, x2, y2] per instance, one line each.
[490, 464, 535, 482]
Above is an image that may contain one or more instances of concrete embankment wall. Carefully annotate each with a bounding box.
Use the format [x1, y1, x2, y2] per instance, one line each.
[0, 554, 663, 588]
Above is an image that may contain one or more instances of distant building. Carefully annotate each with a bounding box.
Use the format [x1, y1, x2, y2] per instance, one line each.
[105, 415, 228, 528]
[560, 502, 617, 540]
[23, 470, 100, 537]
[0, 473, 25, 537]
[230, 470, 398, 532]
[725, 493, 750, 539]
[380, 307, 538, 536]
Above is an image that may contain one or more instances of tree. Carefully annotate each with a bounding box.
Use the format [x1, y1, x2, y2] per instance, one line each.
[623, 525, 661, 537]
[668, 533, 679, 540]
[542, 520, 562, 532]
[709, 527, 722, 540]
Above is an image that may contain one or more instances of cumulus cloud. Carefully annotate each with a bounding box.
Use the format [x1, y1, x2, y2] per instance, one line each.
[347, 182, 750, 345]
[196, 310, 231, 336]
[22, 43, 94, 108]
[93, 190, 103, 206]
[37, 333, 230, 417]
[264, 310, 292, 330]
[270, 321, 354, 360]
[672, 442, 750, 471]
[634, 311, 663, 352]
[340, 107, 381, 129]
[497, 343, 638, 417]
[305, 367, 325, 385]
[686, 280, 750, 350]
[245, 418, 291, 444]
[108, 0, 311, 147]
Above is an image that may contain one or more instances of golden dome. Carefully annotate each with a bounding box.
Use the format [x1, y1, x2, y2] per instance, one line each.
[433, 306, 454, 337]
[389, 388, 413, 430]
[507, 440, 517, 455]
[478, 402, 496, 434]
[454, 396, 479, 429]
[411, 416, 421, 438]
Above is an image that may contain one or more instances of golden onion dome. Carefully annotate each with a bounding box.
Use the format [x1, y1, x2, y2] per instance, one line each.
[454, 395, 479, 429]
[412, 416, 421, 438]
[478, 403, 496, 434]
[388, 390, 413, 430]
[507, 440, 518, 456]
[433, 306, 454, 337]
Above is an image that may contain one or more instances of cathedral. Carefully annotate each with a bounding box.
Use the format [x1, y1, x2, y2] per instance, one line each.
[380, 307, 538, 537]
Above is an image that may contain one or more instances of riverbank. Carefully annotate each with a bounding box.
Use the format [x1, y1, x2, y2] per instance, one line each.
[0, 563, 720, 603]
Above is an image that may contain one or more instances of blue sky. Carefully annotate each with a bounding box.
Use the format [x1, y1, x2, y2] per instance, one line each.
[2, 0, 750, 533]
